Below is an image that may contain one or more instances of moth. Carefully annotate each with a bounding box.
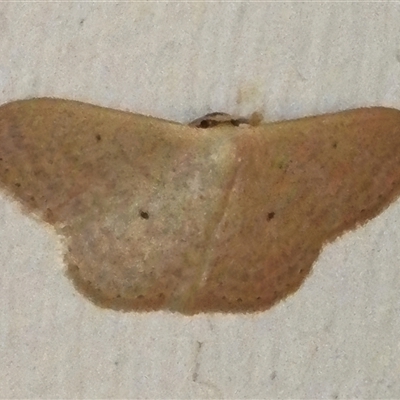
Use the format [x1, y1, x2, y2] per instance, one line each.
[1, 98, 399, 314]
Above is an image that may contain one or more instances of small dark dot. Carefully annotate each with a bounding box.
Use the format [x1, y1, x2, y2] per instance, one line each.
[137, 294, 144, 299]
[80, 18, 85, 25]
[256, 296, 261, 301]
[267, 212, 275, 221]
[95, 134, 102, 142]
[0, 157, 2, 161]
[200, 120, 211, 128]
[140, 211, 149, 219]
[5, 168, 9, 173]
[333, 142, 337, 148]
[237, 298, 242, 303]
[116, 294, 121, 298]
[14, 182, 21, 187]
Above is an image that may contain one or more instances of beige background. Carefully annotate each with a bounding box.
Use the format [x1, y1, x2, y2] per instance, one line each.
[1, 3, 400, 399]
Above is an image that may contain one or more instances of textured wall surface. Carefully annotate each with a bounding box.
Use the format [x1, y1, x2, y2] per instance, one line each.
[1, 3, 400, 399]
